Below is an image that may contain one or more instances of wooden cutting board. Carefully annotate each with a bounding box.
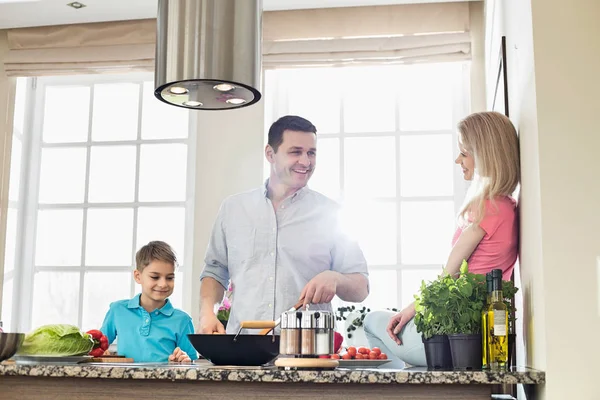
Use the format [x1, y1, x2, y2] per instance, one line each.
[275, 357, 339, 369]
[89, 355, 134, 363]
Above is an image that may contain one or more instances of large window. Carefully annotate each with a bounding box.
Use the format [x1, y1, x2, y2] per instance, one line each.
[1, 73, 194, 333]
[264, 62, 470, 311]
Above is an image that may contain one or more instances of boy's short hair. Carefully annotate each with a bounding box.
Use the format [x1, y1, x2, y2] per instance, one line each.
[135, 241, 177, 271]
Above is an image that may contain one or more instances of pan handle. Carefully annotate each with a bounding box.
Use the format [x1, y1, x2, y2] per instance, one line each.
[239, 321, 277, 329]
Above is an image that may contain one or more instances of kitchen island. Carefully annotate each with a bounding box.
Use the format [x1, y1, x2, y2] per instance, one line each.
[0, 360, 544, 400]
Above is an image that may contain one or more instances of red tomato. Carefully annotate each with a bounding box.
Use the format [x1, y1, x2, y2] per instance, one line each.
[378, 353, 388, 360]
[342, 353, 352, 360]
[330, 354, 341, 359]
[347, 346, 357, 357]
[355, 353, 365, 360]
[371, 347, 382, 356]
[368, 351, 378, 360]
[358, 347, 370, 355]
[318, 355, 330, 359]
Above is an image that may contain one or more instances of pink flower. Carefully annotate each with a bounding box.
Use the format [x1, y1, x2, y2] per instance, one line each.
[220, 297, 231, 311]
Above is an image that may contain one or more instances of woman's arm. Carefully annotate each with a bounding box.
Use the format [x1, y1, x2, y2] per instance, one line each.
[442, 224, 486, 277]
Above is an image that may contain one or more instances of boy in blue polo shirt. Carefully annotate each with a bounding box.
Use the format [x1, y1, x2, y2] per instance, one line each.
[100, 241, 197, 362]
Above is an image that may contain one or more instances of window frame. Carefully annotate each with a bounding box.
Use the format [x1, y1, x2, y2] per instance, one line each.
[263, 62, 472, 309]
[8, 73, 196, 332]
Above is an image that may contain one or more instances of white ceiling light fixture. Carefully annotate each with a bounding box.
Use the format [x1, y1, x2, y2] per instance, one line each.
[154, 0, 262, 111]
[66, 1, 86, 9]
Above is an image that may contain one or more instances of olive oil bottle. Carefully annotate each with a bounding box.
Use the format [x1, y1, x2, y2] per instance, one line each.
[485, 269, 508, 369]
[481, 272, 493, 369]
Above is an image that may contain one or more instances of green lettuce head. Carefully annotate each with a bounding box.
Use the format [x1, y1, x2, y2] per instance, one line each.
[18, 324, 94, 356]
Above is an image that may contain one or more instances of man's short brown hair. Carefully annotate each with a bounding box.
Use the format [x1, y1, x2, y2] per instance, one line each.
[135, 241, 177, 271]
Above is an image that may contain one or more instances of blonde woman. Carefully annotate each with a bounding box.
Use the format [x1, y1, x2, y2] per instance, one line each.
[363, 111, 520, 368]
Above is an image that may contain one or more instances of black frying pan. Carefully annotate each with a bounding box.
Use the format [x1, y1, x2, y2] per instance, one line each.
[188, 321, 280, 366]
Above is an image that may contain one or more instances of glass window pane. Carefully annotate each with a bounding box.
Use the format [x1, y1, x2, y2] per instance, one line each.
[91, 83, 139, 141]
[136, 207, 186, 265]
[43, 85, 90, 143]
[8, 137, 21, 202]
[35, 209, 83, 266]
[135, 271, 182, 309]
[343, 66, 397, 133]
[309, 138, 340, 200]
[4, 208, 17, 274]
[88, 146, 136, 203]
[341, 201, 396, 265]
[401, 268, 442, 309]
[38, 147, 87, 204]
[400, 201, 455, 265]
[139, 144, 187, 202]
[287, 68, 341, 134]
[399, 63, 458, 131]
[362, 269, 398, 311]
[1, 277, 13, 331]
[82, 271, 131, 331]
[345, 137, 395, 199]
[85, 208, 134, 266]
[32, 271, 80, 327]
[400, 134, 454, 197]
[141, 82, 189, 139]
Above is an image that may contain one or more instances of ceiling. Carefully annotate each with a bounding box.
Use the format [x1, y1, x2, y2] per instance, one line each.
[0, 0, 478, 29]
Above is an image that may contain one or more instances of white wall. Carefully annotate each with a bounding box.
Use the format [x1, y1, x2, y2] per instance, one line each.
[187, 102, 265, 324]
[484, 0, 547, 374]
[0, 31, 15, 319]
[531, 0, 600, 398]
[485, 0, 600, 398]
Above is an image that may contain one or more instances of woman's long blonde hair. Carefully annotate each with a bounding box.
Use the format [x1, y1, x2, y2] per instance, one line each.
[458, 111, 520, 226]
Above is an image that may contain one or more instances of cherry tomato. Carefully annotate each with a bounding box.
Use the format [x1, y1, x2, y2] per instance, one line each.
[347, 346, 357, 357]
[378, 353, 388, 360]
[318, 355, 330, 359]
[330, 354, 341, 359]
[371, 347, 381, 356]
[368, 351, 378, 360]
[358, 346, 370, 355]
[342, 353, 352, 360]
[355, 353, 365, 360]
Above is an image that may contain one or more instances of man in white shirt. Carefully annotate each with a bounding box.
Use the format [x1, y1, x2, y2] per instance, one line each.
[199, 115, 369, 334]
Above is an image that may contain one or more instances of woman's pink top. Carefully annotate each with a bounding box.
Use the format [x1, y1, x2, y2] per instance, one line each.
[451, 196, 519, 281]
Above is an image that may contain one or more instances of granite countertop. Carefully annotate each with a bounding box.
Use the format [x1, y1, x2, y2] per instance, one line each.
[0, 360, 545, 385]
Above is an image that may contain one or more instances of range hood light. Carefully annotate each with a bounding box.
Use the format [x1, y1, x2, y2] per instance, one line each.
[183, 100, 203, 107]
[213, 83, 236, 92]
[169, 86, 189, 95]
[226, 98, 246, 105]
[155, 0, 262, 111]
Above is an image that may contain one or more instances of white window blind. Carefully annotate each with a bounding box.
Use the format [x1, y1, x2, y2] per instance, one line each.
[3, 2, 477, 76]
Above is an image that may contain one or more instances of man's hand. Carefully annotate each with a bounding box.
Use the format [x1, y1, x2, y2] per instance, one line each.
[168, 347, 191, 363]
[198, 312, 226, 334]
[386, 303, 416, 345]
[299, 271, 339, 308]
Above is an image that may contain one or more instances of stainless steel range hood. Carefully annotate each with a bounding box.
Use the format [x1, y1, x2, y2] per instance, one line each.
[154, 0, 262, 110]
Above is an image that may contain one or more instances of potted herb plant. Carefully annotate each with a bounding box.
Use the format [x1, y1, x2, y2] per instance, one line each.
[413, 273, 455, 370]
[444, 260, 487, 370]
